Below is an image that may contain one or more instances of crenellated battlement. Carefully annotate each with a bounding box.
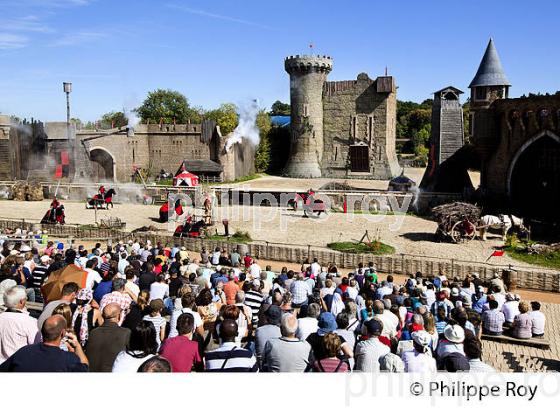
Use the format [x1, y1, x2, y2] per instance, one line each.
[284, 55, 333, 74]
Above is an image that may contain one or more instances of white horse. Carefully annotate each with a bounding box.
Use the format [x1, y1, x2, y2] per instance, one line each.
[479, 214, 526, 241]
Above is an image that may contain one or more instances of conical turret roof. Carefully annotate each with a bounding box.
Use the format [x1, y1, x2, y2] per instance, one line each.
[469, 39, 510, 88]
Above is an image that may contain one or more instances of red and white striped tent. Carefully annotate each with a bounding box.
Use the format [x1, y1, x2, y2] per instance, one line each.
[173, 162, 199, 187]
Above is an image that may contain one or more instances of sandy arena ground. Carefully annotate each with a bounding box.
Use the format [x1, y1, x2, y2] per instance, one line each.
[220, 168, 481, 191]
[0, 197, 542, 270]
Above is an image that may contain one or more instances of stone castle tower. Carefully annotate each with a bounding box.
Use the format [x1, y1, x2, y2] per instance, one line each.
[469, 38, 511, 163]
[283, 54, 400, 179]
[283, 55, 333, 178]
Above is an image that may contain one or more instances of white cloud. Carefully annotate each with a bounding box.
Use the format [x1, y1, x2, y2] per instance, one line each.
[166, 4, 273, 30]
[0, 15, 54, 33]
[48, 30, 108, 47]
[0, 33, 29, 50]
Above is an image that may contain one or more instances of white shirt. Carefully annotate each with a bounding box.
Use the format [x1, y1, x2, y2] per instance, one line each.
[118, 259, 130, 275]
[112, 351, 155, 372]
[296, 317, 318, 341]
[125, 281, 140, 298]
[375, 311, 399, 339]
[501, 301, 520, 323]
[211, 252, 220, 265]
[85, 268, 102, 289]
[248, 263, 261, 279]
[402, 350, 437, 373]
[310, 262, 321, 276]
[149, 282, 169, 301]
[168, 307, 203, 338]
[354, 338, 390, 372]
[529, 311, 545, 335]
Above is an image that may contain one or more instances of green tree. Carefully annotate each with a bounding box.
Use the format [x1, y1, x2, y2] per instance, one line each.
[255, 110, 272, 172]
[462, 101, 471, 143]
[203, 103, 238, 135]
[99, 111, 128, 128]
[270, 100, 291, 116]
[135, 89, 201, 124]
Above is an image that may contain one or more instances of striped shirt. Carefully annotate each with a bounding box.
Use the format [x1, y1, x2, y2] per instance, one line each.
[32, 265, 49, 302]
[244, 290, 264, 325]
[205, 342, 258, 372]
[142, 315, 166, 347]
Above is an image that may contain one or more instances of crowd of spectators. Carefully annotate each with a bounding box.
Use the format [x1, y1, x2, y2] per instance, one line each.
[0, 230, 548, 372]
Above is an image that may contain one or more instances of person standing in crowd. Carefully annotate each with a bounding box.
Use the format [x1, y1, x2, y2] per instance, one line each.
[255, 305, 282, 366]
[263, 313, 312, 372]
[205, 319, 257, 372]
[354, 319, 389, 372]
[296, 303, 320, 341]
[312, 333, 350, 373]
[37, 282, 78, 331]
[85, 304, 130, 372]
[160, 313, 203, 372]
[99, 278, 133, 325]
[112, 321, 158, 372]
[0, 315, 88, 372]
[0, 286, 40, 364]
[402, 331, 437, 373]
[463, 335, 495, 372]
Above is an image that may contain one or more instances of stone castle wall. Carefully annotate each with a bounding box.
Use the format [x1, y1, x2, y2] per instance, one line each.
[322, 73, 400, 179]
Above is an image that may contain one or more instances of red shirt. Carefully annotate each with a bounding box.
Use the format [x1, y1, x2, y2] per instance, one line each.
[223, 281, 239, 305]
[243, 256, 253, 268]
[159, 336, 202, 372]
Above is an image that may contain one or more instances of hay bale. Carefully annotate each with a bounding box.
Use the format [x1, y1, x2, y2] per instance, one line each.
[26, 182, 44, 201]
[10, 182, 26, 201]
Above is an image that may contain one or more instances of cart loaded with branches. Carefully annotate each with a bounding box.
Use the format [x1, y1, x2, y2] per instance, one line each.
[431, 202, 481, 243]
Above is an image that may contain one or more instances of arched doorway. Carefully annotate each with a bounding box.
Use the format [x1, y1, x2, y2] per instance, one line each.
[508, 132, 560, 221]
[89, 148, 115, 181]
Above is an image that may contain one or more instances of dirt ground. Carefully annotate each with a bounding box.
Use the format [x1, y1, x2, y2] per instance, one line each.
[0, 197, 542, 270]
[220, 168, 481, 191]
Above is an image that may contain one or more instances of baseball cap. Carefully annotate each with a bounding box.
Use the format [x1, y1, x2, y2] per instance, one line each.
[364, 319, 383, 336]
[265, 305, 282, 325]
[443, 352, 470, 372]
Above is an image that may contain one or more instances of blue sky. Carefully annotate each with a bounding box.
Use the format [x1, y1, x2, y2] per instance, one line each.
[0, 0, 558, 122]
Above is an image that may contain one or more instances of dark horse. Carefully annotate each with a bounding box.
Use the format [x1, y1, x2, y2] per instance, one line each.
[87, 188, 116, 209]
[41, 204, 65, 225]
[173, 219, 206, 238]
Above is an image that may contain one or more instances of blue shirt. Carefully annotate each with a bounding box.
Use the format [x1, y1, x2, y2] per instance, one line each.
[0, 344, 88, 372]
[93, 280, 112, 303]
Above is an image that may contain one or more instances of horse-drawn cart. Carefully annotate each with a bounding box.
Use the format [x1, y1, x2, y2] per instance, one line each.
[432, 202, 481, 243]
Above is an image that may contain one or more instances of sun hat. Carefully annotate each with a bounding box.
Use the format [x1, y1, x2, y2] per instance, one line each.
[443, 324, 465, 344]
[317, 312, 337, 336]
[412, 330, 432, 346]
[451, 288, 460, 297]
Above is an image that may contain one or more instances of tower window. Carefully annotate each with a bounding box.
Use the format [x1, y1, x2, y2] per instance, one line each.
[475, 87, 487, 101]
[302, 104, 309, 117]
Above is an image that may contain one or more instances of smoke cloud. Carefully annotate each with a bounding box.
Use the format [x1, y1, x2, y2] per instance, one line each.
[224, 99, 260, 152]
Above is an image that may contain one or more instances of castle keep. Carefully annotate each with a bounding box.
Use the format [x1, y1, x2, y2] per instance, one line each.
[284, 55, 401, 179]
